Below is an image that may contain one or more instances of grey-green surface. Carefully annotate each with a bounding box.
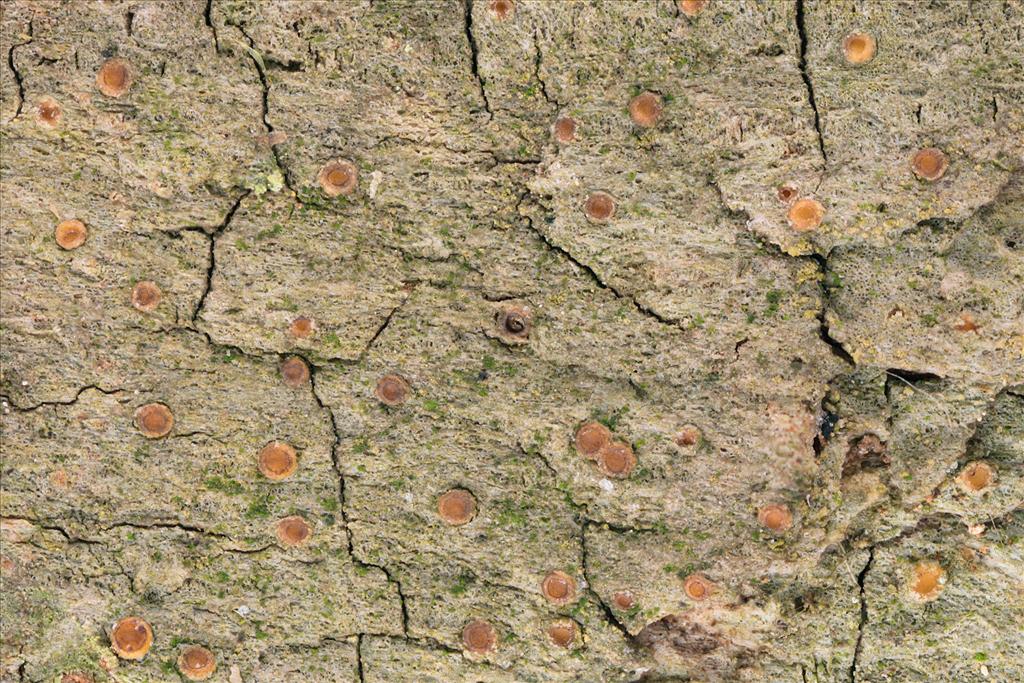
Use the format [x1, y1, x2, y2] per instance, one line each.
[1, 1, 1022, 682]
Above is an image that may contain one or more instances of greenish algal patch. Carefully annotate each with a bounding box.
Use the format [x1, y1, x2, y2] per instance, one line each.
[245, 496, 271, 519]
[450, 572, 475, 596]
[594, 406, 629, 431]
[204, 476, 244, 495]
[495, 499, 529, 528]
[568, 597, 590, 618]
[268, 295, 300, 312]
[255, 223, 285, 241]
[765, 289, 783, 316]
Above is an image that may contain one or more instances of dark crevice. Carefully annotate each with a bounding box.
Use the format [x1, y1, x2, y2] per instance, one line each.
[733, 337, 749, 359]
[100, 519, 230, 539]
[809, 253, 855, 366]
[368, 633, 464, 656]
[885, 368, 943, 384]
[232, 24, 297, 194]
[883, 368, 943, 402]
[1, 384, 123, 412]
[814, 382, 840, 458]
[358, 294, 412, 363]
[6, 19, 33, 121]
[462, 0, 493, 119]
[706, 174, 757, 224]
[532, 29, 557, 108]
[795, 0, 827, 166]
[306, 358, 411, 636]
[167, 429, 230, 444]
[22, 522, 103, 546]
[585, 518, 663, 536]
[581, 521, 634, 640]
[516, 192, 675, 327]
[264, 56, 304, 72]
[203, 0, 220, 52]
[518, 442, 558, 479]
[551, 482, 636, 643]
[125, 9, 135, 37]
[13, 516, 230, 544]
[375, 559, 410, 635]
[220, 543, 274, 555]
[192, 190, 251, 325]
[356, 634, 366, 682]
[178, 325, 277, 366]
[848, 548, 874, 683]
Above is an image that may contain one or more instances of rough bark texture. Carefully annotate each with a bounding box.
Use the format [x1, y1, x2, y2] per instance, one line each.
[1, 1, 1022, 682]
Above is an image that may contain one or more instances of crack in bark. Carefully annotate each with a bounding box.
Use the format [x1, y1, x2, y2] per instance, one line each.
[356, 633, 366, 682]
[203, 0, 220, 52]
[848, 547, 874, 683]
[357, 295, 411, 363]
[810, 253, 855, 366]
[706, 176, 854, 368]
[99, 519, 230, 538]
[532, 29, 558, 108]
[557, 493, 637, 640]
[919, 384, 1011, 503]
[795, 0, 827, 168]
[580, 519, 634, 640]
[883, 368, 944, 402]
[463, 0, 493, 119]
[192, 190, 251, 325]
[5, 516, 230, 544]
[305, 357, 411, 636]
[517, 441, 558, 479]
[5, 19, 33, 121]
[516, 192, 675, 327]
[1, 384, 123, 412]
[231, 24, 297, 194]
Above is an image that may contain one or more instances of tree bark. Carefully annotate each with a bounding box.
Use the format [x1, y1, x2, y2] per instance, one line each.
[1, 1, 1022, 682]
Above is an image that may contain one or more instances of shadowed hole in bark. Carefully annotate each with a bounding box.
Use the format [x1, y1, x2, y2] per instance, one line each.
[842, 434, 890, 478]
[636, 614, 755, 680]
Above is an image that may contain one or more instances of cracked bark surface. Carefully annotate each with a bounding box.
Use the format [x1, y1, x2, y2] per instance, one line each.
[1, 1, 1023, 682]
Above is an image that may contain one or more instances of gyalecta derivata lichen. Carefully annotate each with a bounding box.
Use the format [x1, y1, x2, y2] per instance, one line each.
[1, 1, 1022, 682]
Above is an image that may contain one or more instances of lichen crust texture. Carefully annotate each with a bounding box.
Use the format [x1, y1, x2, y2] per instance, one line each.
[1, 2, 1022, 683]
